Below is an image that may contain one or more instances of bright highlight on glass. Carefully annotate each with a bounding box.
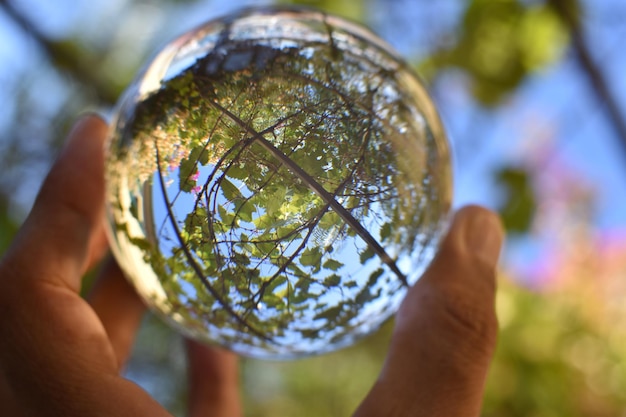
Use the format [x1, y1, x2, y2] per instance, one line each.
[105, 6, 452, 359]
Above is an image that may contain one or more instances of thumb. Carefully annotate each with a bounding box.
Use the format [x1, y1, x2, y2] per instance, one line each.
[355, 206, 504, 417]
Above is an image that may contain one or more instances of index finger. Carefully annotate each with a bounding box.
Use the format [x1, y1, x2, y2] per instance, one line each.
[3, 115, 109, 292]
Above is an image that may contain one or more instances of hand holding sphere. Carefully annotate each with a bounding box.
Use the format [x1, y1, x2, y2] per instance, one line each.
[0, 6, 506, 417]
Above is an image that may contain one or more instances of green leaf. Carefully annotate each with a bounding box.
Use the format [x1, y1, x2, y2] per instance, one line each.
[265, 276, 288, 294]
[323, 258, 344, 271]
[198, 148, 210, 165]
[379, 222, 392, 241]
[355, 287, 381, 305]
[287, 263, 308, 279]
[227, 164, 248, 180]
[179, 158, 196, 193]
[184, 207, 207, 232]
[292, 290, 310, 305]
[367, 268, 385, 286]
[236, 201, 254, 222]
[220, 268, 239, 290]
[218, 205, 235, 226]
[265, 194, 283, 217]
[359, 246, 375, 263]
[256, 241, 276, 254]
[253, 213, 269, 229]
[263, 293, 283, 309]
[496, 167, 536, 233]
[319, 211, 341, 230]
[295, 276, 311, 292]
[301, 329, 320, 339]
[345, 280, 358, 289]
[178, 145, 211, 192]
[233, 252, 251, 266]
[221, 178, 243, 201]
[300, 247, 323, 267]
[323, 274, 341, 287]
[518, 5, 567, 70]
[313, 305, 343, 322]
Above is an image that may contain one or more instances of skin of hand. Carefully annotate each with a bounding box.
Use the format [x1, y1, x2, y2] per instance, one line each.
[0, 115, 503, 417]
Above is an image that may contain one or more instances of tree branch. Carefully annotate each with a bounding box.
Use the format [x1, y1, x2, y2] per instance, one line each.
[209, 99, 409, 287]
[549, 0, 626, 158]
[155, 144, 274, 343]
[0, 0, 119, 104]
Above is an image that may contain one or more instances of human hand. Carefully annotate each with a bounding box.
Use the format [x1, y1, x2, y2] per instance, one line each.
[354, 205, 504, 417]
[0, 115, 240, 417]
[0, 115, 503, 417]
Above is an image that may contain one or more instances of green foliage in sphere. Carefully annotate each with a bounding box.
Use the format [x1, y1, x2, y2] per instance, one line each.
[105, 6, 451, 359]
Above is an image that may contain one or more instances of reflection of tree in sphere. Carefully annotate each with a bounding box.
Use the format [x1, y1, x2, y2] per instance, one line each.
[105, 6, 452, 359]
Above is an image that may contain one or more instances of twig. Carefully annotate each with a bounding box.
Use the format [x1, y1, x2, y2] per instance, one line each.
[0, 0, 119, 104]
[549, 0, 626, 159]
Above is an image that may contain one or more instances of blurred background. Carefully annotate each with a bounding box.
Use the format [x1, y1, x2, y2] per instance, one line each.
[2, 0, 626, 415]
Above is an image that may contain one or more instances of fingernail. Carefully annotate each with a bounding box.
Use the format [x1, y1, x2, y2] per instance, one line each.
[465, 211, 504, 268]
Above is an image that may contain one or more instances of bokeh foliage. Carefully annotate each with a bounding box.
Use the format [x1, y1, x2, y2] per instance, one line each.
[427, 0, 568, 105]
[2, 0, 626, 415]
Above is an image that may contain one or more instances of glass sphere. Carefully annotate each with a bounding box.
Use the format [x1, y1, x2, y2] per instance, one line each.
[105, 6, 452, 359]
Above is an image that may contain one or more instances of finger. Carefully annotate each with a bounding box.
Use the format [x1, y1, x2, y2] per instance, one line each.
[186, 340, 242, 417]
[88, 257, 146, 371]
[5, 114, 109, 292]
[86, 218, 111, 272]
[354, 205, 504, 417]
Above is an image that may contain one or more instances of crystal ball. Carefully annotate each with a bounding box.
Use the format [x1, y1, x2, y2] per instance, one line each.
[105, 6, 452, 359]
